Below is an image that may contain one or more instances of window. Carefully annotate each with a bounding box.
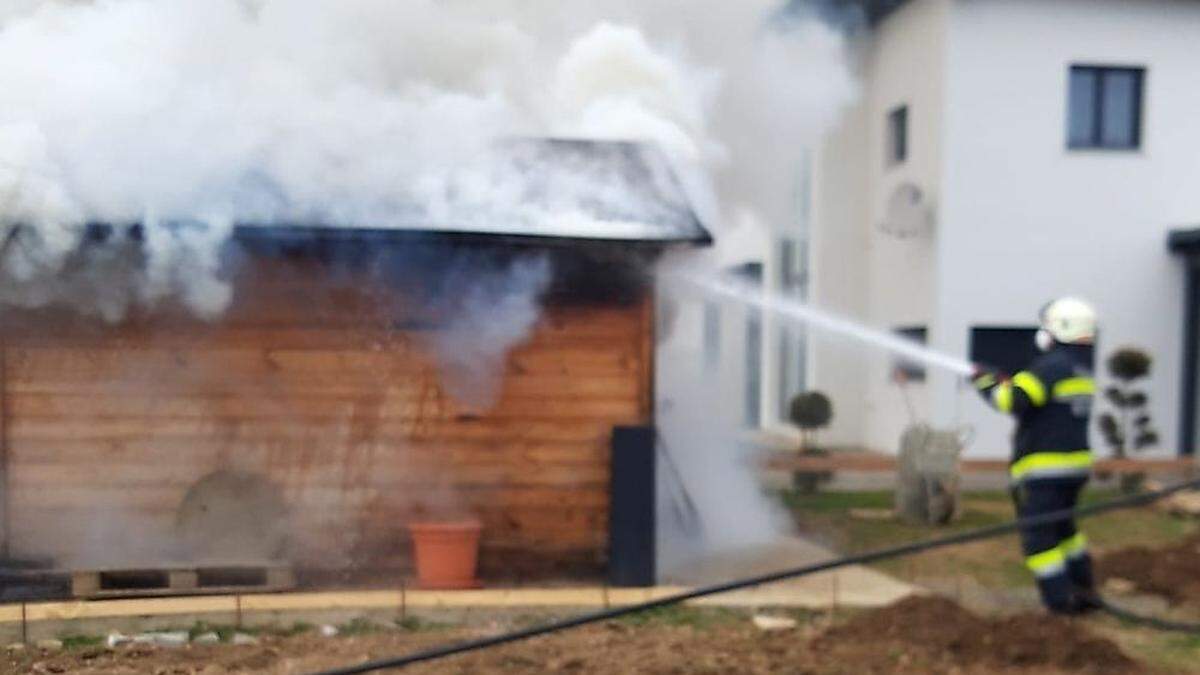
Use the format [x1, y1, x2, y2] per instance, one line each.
[969, 326, 1040, 375]
[745, 312, 762, 428]
[1067, 65, 1144, 150]
[702, 302, 721, 372]
[733, 262, 764, 428]
[887, 105, 908, 165]
[892, 326, 928, 382]
[777, 239, 809, 419]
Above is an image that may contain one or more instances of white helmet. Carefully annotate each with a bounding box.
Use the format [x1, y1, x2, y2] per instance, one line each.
[1038, 297, 1097, 347]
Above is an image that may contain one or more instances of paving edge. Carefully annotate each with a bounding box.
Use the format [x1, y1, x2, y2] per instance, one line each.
[0, 583, 917, 625]
[0, 588, 684, 625]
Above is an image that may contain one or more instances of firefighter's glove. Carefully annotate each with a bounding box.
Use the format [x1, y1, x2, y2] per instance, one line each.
[970, 366, 1002, 391]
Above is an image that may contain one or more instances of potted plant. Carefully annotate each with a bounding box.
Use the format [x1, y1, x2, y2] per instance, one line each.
[788, 391, 835, 493]
[408, 516, 483, 589]
[1097, 347, 1160, 493]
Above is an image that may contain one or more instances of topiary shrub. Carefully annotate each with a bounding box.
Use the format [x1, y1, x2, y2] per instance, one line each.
[788, 391, 834, 493]
[1098, 347, 1159, 493]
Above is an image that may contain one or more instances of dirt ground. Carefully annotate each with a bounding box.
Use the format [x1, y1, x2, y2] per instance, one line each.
[0, 597, 1162, 675]
[1097, 535, 1200, 606]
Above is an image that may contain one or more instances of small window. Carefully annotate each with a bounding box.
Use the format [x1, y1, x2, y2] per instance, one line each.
[892, 326, 928, 382]
[1067, 65, 1144, 150]
[734, 263, 764, 428]
[887, 105, 908, 165]
[702, 302, 721, 372]
[969, 326, 1040, 375]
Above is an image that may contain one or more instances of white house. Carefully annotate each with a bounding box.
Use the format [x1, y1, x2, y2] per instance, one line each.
[680, 0, 1200, 460]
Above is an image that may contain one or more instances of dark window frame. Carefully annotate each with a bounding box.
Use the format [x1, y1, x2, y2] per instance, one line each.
[702, 301, 721, 372]
[1067, 64, 1145, 151]
[969, 326, 1041, 376]
[733, 262, 764, 428]
[1179, 262, 1200, 456]
[886, 105, 908, 166]
[892, 326, 928, 382]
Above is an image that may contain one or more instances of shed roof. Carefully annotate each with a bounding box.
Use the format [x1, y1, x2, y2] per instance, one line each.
[249, 138, 711, 247]
[86, 138, 711, 250]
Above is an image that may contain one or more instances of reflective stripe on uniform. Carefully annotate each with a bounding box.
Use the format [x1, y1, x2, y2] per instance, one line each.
[1026, 547, 1067, 578]
[1010, 450, 1093, 481]
[1012, 371, 1048, 406]
[992, 383, 1014, 412]
[1058, 532, 1088, 559]
[1053, 377, 1095, 399]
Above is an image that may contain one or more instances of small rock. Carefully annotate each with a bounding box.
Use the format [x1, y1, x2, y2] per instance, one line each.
[35, 639, 63, 652]
[849, 508, 895, 521]
[1104, 577, 1138, 596]
[231, 633, 259, 646]
[149, 632, 189, 648]
[1166, 491, 1200, 517]
[4, 643, 25, 653]
[104, 632, 130, 649]
[192, 632, 221, 645]
[751, 614, 798, 631]
[318, 625, 339, 638]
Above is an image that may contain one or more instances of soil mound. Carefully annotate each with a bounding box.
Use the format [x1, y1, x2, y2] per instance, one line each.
[1098, 535, 1200, 605]
[4, 598, 1146, 675]
[815, 596, 1140, 674]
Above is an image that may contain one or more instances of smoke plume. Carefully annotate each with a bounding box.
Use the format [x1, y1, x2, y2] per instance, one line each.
[425, 254, 551, 410]
[0, 0, 861, 572]
[0, 0, 855, 317]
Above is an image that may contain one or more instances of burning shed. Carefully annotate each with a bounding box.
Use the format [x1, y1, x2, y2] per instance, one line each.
[0, 139, 708, 595]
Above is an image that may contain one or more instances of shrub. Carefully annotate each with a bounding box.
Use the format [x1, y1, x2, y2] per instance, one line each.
[788, 391, 835, 493]
[1098, 347, 1158, 493]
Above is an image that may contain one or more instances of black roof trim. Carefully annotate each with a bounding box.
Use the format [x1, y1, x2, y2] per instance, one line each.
[230, 223, 712, 250]
[817, 0, 910, 25]
[79, 221, 712, 250]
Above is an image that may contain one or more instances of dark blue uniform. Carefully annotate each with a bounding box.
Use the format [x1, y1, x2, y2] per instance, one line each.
[973, 343, 1095, 612]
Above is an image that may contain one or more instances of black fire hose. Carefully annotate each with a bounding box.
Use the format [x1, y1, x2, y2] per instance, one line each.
[1089, 592, 1200, 633]
[310, 477, 1200, 675]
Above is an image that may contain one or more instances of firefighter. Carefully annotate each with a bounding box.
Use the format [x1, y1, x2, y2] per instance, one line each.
[971, 297, 1098, 614]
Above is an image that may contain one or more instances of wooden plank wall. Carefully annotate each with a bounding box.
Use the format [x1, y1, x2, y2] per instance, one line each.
[1, 257, 652, 579]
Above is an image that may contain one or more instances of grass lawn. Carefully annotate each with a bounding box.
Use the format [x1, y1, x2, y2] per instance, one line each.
[781, 487, 1200, 672]
[780, 487, 1199, 590]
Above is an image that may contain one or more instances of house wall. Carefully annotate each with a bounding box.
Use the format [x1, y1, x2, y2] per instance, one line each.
[809, 0, 949, 449]
[934, 0, 1200, 456]
[808, 0, 1199, 458]
[0, 254, 652, 579]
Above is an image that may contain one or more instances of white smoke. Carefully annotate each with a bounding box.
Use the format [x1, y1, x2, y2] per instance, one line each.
[0, 0, 860, 571]
[428, 255, 551, 410]
[0, 0, 855, 318]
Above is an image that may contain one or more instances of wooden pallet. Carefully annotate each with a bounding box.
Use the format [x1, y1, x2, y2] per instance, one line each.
[70, 563, 295, 599]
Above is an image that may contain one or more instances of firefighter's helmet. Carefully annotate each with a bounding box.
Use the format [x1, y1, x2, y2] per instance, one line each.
[1039, 297, 1097, 347]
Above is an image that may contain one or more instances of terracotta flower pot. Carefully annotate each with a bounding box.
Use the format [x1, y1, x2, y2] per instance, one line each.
[409, 520, 482, 589]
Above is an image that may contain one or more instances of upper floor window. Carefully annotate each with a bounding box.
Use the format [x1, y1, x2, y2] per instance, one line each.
[1067, 65, 1144, 150]
[887, 105, 908, 166]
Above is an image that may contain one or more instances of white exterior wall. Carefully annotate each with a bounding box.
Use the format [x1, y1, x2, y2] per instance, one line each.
[810, 0, 1196, 457]
[934, 0, 1197, 457]
[810, 0, 949, 450]
[809, 102, 871, 446]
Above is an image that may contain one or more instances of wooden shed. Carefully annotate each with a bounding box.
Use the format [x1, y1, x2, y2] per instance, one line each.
[0, 140, 708, 595]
